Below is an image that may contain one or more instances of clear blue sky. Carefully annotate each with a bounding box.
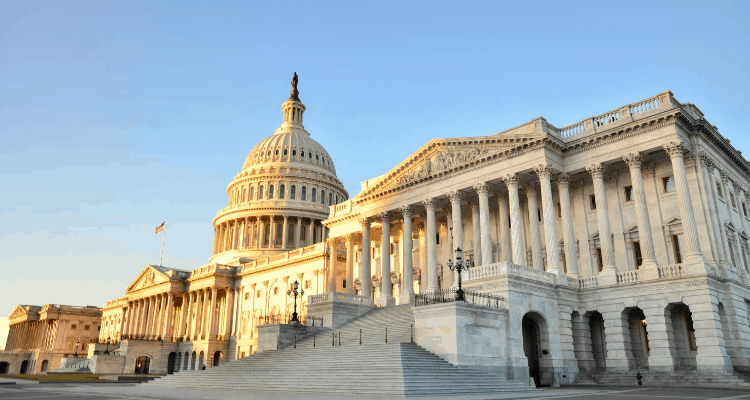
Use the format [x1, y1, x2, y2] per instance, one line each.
[1, 1, 748, 342]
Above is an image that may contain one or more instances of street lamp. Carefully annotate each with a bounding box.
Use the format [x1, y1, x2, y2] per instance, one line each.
[287, 281, 304, 323]
[75, 339, 80, 358]
[447, 247, 471, 301]
[105, 336, 111, 355]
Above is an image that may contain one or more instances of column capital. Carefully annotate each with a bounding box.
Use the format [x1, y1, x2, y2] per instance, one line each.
[606, 171, 619, 187]
[734, 182, 746, 196]
[622, 152, 643, 169]
[422, 197, 436, 211]
[359, 217, 371, 228]
[586, 163, 605, 179]
[447, 190, 462, 204]
[472, 181, 489, 196]
[399, 205, 413, 217]
[378, 211, 391, 223]
[502, 173, 520, 188]
[555, 172, 571, 187]
[283, 276, 289, 284]
[522, 182, 539, 194]
[662, 140, 687, 159]
[533, 163, 555, 179]
[345, 232, 357, 244]
[326, 237, 340, 247]
[721, 172, 732, 185]
[699, 151, 716, 172]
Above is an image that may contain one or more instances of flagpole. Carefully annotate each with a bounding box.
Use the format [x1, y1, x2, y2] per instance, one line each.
[160, 217, 167, 267]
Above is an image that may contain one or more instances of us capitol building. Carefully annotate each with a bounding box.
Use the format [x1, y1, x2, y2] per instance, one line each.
[3, 75, 750, 390]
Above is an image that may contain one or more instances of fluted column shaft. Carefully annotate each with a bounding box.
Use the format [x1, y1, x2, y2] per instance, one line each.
[309, 220, 315, 245]
[206, 288, 218, 339]
[270, 216, 277, 247]
[623, 154, 658, 270]
[184, 292, 194, 340]
[257, 218, 263, 248]
[497, 195, 512, 263]
[449, 192, 463, 285]
[400, 207, 415, 303]
[664, 142, 703, 261]
[505, 175, 525, 265]
[282, 216, 289, 248]
[425, 200, 439, 293]
[162, 293, 173, 341]
[526, 184, 544, 270]
[475, 182, 493, 265]
[377, 213, 395, 306]
[556, 175, 580, 276]
[470, 201, 482, 266]
[345, 235, 355, 295]
[328, 239, 338, 293]
[536, 165, 563, 274]
[587, 163, 617, 273]
[360, 219, 372, 301]
[294, 218, 301, 248]
[443, 208, 454, 287]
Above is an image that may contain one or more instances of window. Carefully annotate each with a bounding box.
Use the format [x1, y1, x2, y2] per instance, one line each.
[321, 190, 325, 204]
[743, 203, 748, 218]
[672, 234, 683, 264]
[436, 232, 440, 245]
[300, 226, 307, 241]
[259, 185, 265, 200]
[300, 151, 305, 158]
[250, 186, 255, 200]
[275, 149, 279, 156]
[335, 195, 339, 204]
[84, 325, 90, 330]
[596, 248, 603, 272]
[316, 154, 319, 161]
[292, 150, 297, 156]
[663, 176, 676, 193]
[390, 243, 395, 255]
[624, 186, 634, 202]
[312, 188, 317, 203]
[537, 208, 542, 222]
[71, 324, 77, 330]
[329, 192, 332, 206]
[556, 202, 562, 218]
[343, 280, 347, 289]
[309, 152, 313, 159]
[305, 280, 312, 289]
[291, 185, 296, 199]
[269, 184, 274, 199]
[244, 292, 249, 300]
[301, 186, 307, 201]
[716, 180, 724, 199]
[590, 195, 597, 210]
[283, 149, 288, 156]
[279, 184, 285, 199]
[730, 193, 737, 209]
[273, 287, 279, 295]
[633, 241, 643, 268]
[322, 156, 326, 163]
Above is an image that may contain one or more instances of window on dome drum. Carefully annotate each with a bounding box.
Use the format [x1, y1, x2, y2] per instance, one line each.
[300, 151, 305, 157]
[244, 292, 249, 301]
[309, 152, 312, 159]
[250, 187, 255, 200]
[291, 185, 296, 200]
[556, 202, 561, 218]
[301, 226, 307, 241]
[301, 186, 307, 201]
[537, 208, 541, 222]
[328, 193, 332, 206]
[267, 150, 271, 156]
[322, 156, 326, 163]
[312, 188, 316, 202]
[716, 180, 724, 199]
[743, 202, 748, 218]
[596, 248, 603, 272]
[662, 176, 676, 193]
[283, 149, 288, 156]
[279, 184, 285, 199]
[275, 149, 279, 156]
[269, 185, 275, 199]
[589, 195, 596, 210]
[335, 195, 339, 204]
[292, 150, 297, 156]
[256, 290, 261, 298]
[624, 186, 634, 202]
[259, 186, 264, 200]
[316, 154, 319, 161]
[321, 190, 325, 204]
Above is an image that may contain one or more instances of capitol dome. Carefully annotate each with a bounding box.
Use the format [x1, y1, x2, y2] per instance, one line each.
[210, 74, 348, 264]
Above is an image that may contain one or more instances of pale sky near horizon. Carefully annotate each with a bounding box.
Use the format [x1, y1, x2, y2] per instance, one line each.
[1, 1, 749, 345]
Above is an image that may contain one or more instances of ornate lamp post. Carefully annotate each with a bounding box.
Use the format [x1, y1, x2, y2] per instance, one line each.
[74, 339, 80, 358]
[287, 280, 304, 322]
[447, 247, 471, 301]
[105, 336, 111, 355]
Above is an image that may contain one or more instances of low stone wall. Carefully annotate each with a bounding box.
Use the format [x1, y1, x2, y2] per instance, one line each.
[307, 294, 372, 328]
[257, 323, 314, 353]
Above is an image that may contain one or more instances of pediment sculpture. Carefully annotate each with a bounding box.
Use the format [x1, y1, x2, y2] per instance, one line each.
[397, 148, 490, 185]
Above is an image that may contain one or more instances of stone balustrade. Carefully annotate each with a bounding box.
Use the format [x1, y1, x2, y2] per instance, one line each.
[463, 262, 557, 285]
[658, 264, 685, 279]
[616, 270, 640, 284]
[308, 292, 369, 305]
[579, 276, 599, 289]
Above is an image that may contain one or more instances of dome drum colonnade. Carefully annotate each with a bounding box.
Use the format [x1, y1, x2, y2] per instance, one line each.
[324, 138, 709, 306]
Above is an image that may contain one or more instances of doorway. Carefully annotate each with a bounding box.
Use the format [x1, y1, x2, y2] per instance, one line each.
[522, 314, 542, 386]
[134, 356, 150, 374]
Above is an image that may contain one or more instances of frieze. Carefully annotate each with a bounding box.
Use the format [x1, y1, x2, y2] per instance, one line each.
[579, 279, 709, 300]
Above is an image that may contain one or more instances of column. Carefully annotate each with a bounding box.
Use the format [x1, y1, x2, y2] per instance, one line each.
[328, 238, 338, 293]
[503, 174, 526, 265]
[497, 194, 512, 263]
[149, 296, 159, 338]
[535, 164, 563, 275]
[663, 141, 707, 270]
[269, 215, 277, 247]
[700, 154, 729, 270]
[282, 216, 289, 248]
[123, 302, 132, 337]
[119, 307, 128, 339]
[586, 163, 618, 281]
[156, 294, 167, 339]
[525, 183, 544, 271]
[230, 288, 239, 336]
[448, 191, 463, 286]
[418, 225, 427, 292]
[191, 291, 202, 340]
[470, 200, 482, 266]
[443, 206, 454, 288]
[224, 289, 234, 337]
[622, 153, 659, 276]
[475, 181, 493, 265]
[556, 174, 580, 276]
[360, 218, 372, 302]
[377, 212, 395, 306]
[163, 293, 174, 341]
[345, 234, 355, 295]
[206, 288, 218, 339]
[294, 218, 301, 248]
[178, 293, 189, 339]
[424, 198, 439, 293]
[257, 217, 263, 248]
[213, 227, 219, 255]
[200, 290, 210, 339]
[232, 220, 239, 250]
[400, 206, 415, 304]
[309, 220, 315, 245]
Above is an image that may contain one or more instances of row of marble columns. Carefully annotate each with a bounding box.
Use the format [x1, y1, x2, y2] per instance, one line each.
[213, 216, 325, 255]
[122, 293, 174, 341]
[329, 140, 705, 302]
[5, 320, 55, 351]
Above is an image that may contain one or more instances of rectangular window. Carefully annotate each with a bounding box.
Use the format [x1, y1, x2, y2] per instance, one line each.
[596, 248, 603, 272]
[716, 180, 724, 199]
[244, 292, 249, 300]
[672, 234, 683, 264]
[71, 325, 77, 330]
[663, 176, 676, 193]
[556, 202, 562, 218]
[632, 241, 643, 268]
[730, 193, 737, 209]
[436, 233, 440, 245]
[590, 195, 597, 210]
[390, 243, 395, 255]
[305, 280, 312, 289]
[84, 325, 90, 330]
[537, 208, 542, 222]
[743, 203, 748, 218]
[624, 186, 634, 202]
[343, 280, 347, 289]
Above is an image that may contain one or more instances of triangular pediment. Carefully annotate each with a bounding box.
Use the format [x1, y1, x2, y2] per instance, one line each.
[356, 134, 545, 200]
[8, 304, 29, 319]
[126, 265, 171, 293]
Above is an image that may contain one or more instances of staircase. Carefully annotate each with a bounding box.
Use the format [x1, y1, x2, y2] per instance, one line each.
[143, 305, 539, 396]
[574, 369, 750, 388]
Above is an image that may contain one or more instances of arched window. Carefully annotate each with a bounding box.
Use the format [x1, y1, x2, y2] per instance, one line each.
[290, 185, 296, 199]
[241, 188, 246, 202]
[309, 152, 312, 159]
[259, 185, 264, 200]
[301, 186, 307, 201]
[301, 225, 307, 241]
[300, 151, 305, 158]
[329, 192, 332, 205]
[279, 184, 285, 199]
[269, 184, 275, 199]
[316, 154, 319, 161]
[283, 149, 288, 156]
[292, 149, 297, 156]
[312, 188, 316, 203]
[275, 149, 279, 156]
[335, 195, 338, 204]
[250, 186, 255, 200]
[287, 224, 295, 245]
[321, 190, 325, 204]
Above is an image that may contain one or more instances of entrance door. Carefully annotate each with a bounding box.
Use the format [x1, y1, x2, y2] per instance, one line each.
[134, 356, 150, 374]
[167, 352, 176, 374]
[19, 361, 29, 374]
[0, 362, 9, 374]
[522, 315, 541, 386]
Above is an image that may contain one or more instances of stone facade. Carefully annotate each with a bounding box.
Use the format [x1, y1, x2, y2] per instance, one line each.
[0, 304, 102, 374]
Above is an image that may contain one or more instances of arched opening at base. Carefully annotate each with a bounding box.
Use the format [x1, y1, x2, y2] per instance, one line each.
[213, 351, 223, 366]
[625, 307, 649, 370]
[190, 351, 196, 370]
[668, 303, 697, 370]
[198, 351, 205, 370]
[167, 352, 177, 374]
[134, 356, 150, 374]
[522, 312, 550, 386]
[19, 360, 29, 374]
[589, 311, 607, 369]
[0, 362, 9, 374]
[40, 360, 49, 372]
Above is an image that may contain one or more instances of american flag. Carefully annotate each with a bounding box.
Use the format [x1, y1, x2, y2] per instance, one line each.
[155, 221, 166, 235]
